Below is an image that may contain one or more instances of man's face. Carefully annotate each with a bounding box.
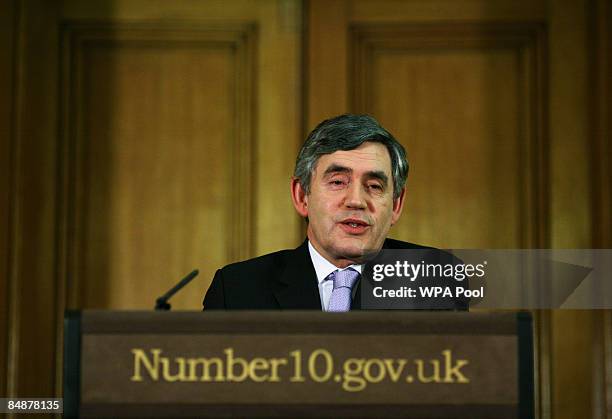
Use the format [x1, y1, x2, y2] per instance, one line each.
[291, 142, 405, 268]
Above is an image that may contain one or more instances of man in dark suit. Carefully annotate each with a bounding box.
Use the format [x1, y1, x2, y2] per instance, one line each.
[203, 114, 462, 310]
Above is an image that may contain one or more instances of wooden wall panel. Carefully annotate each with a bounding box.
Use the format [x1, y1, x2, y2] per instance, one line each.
[350, 24, 547, 249]
[601, 2, 612, 415]
[60, 0, 305, 258]
[6, 0, 62, 399]
[591, 0, 611, 417]
[60, 25, 256, 310]
[5, 0, 303, 400]
[52, 0, 304, 315]
[373, 49, 521, 247]
[0, 0, 17, 399]
[547, 1, 600, 419]
[592, 0, 612, 252]
[306, 0, 349, 127]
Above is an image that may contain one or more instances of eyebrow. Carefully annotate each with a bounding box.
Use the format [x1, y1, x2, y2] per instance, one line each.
[323, 164, 389, 186]
[323, 164, 351, 176]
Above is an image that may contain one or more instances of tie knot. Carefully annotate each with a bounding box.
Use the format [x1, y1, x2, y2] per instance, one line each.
[331, 268, 360, 290]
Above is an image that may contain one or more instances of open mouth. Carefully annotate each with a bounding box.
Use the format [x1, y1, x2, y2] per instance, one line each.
[339, 219, 370, 234]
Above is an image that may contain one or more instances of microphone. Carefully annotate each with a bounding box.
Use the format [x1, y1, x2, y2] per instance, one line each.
[154, 269, 199, 311]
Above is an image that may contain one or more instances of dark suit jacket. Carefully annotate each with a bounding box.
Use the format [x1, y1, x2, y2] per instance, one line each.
[203, 238, 466, 310]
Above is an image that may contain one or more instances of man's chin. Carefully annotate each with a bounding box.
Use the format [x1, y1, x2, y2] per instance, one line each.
[333, 243, 378, 264]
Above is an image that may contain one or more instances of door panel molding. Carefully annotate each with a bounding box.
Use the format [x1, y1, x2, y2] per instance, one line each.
[58, 21, 257, 310]
[350, 22, 548, 249]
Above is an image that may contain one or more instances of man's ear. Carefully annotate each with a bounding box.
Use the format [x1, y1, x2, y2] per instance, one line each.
[291, 177, 309, 218]
[390, 187, 406, 226]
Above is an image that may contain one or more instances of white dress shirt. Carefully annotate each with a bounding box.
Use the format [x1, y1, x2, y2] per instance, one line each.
[307, 241, 362, 311]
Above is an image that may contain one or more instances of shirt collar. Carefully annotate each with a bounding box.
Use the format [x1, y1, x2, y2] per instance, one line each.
[307, 240, 363, 285]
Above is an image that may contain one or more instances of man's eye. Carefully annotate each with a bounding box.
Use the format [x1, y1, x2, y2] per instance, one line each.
[368, 183, 383, 190]
[330, 180, 346, 186]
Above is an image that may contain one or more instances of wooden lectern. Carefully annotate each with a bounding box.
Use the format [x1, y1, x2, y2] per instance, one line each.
[64, 311, 534, 418]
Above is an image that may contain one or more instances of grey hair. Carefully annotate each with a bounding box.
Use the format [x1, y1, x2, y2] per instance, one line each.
[294, 114, 408, 199]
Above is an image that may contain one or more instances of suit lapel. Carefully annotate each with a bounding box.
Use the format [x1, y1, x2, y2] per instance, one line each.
[272, 240, 322, 310]
[271, 238, 396, 310]
[352, 280, 362, 310]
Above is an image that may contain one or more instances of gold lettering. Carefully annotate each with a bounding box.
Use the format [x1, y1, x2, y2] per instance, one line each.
[268, 358, 287, 382]
[308, 349, 333, 382]
[131, 348, 161, 382]
[442, 350, 470, 383]
[249, 358, 270, 382]
[187, 357, 224, 382]
[289, 350, 305, 382]
[363, 359, 386, 383]
[128, 347, 466, 388]
[415, 358, 441, 383]
[342, 358, 366, 392]
[161, 357, 187, 382]
[225, 348, 248, 382]
[384, 359, 406, 382]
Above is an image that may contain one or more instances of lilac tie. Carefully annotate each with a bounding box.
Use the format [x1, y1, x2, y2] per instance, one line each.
[327, 268, 360, 312]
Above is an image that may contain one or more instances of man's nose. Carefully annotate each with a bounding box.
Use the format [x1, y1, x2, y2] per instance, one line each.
[344, 182, 367, 209]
